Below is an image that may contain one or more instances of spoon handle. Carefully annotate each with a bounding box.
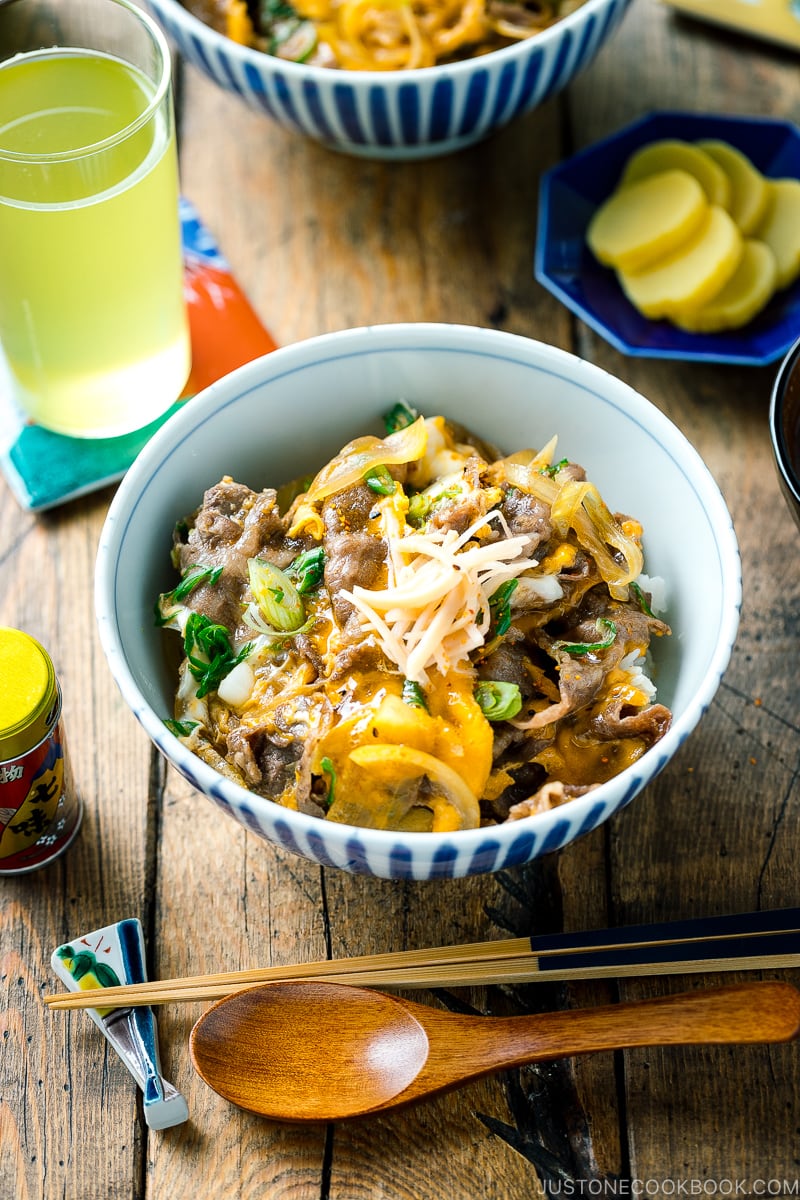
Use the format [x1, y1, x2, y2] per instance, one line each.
[410, 981, 800, 1102]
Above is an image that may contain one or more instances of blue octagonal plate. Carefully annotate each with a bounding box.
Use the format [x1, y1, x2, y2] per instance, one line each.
[535, 111, 800, 366]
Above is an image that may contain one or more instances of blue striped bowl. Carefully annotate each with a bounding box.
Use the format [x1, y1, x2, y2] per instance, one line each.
[146, 0, 631, 159]
[95, 324, 741, 879]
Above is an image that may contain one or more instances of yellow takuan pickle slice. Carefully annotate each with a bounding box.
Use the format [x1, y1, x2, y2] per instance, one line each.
[586, 168, 708, 273]
[618, 205, 743, 320]
[697, 140, 770, 235]
[754, 178, 800, 289]
[672, 239, 777, 333]
[620, 139, 732, 209]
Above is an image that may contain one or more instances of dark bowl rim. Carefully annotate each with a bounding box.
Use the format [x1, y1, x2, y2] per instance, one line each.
[770, 335, 800, 508]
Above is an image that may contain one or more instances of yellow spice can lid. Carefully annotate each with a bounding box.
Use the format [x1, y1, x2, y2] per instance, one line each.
[0, 627, 58, 762]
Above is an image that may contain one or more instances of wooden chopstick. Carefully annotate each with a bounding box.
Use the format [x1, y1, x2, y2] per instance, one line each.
[42, 907, 800, 1011]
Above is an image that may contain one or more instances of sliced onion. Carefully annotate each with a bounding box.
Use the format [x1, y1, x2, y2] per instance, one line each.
[248, 558, 305, 631]
[347, 743, 481, 830]
[303, 417, 428, 506]
[551, 481, 643, 593]
[502, 457, 559, 505]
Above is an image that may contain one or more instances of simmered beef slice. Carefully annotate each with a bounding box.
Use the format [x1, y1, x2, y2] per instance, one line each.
[553, 587, 671, 649]
[498, 487, 553, 547]
[476, 641, 538, 700]
[427, 457, 494, 535]
[171, 477, 294, 635]
[322, 482, 388, 628]
[225, 723, 303, 797]
[174, 478, 289, 576]
[183, 0, 226, 33]
[518, 588, 669, 732]
[428, 489, 489, 535]
[590, 698, 672, 745]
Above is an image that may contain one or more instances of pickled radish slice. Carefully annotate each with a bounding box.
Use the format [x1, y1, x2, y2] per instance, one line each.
[697, 139, 770, 235]
[620, 139, 732, 208]
[755, 178, 800, 289]
[618, 206, 743, 320]
[586, 169, 708, 273]
[673, 239, 777, 333]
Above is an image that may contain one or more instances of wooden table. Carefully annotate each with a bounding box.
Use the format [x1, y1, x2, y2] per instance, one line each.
[3, 1, 800, 1194]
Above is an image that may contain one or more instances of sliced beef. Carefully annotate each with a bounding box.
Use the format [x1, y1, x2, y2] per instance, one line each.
[170, 476, 327, 647]
[505, 781, 595, 822]
[499, 487, 553, 547]
[329, 638, 388, 681]
[322, 482, 388, 627]
[174, 478, 287, 575]
[517, 587, 670, 732]
[554, 461, 587, 483]
[559, 587, 670, 649]
[172, 478, 294, 636]
[224, 723, 302, 794]
[513, 649, 607, 731]
[293, 633, 325, 680]
[477, 641, 537, 700]
[590, 698, 672, 745]
[490, 723, 552, 763]
[428, 488, 489, 535]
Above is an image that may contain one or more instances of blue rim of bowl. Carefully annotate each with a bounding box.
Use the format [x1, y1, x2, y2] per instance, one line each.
[146, 0, 624, 84]
[95, 324, 742, 863]
[535, 110, 800, 366]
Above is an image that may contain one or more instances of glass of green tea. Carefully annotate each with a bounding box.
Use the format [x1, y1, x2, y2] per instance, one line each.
[0, 0, 191, 438]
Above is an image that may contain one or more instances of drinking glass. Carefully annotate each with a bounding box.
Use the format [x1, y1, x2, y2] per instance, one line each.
[0, 0, 191, 438]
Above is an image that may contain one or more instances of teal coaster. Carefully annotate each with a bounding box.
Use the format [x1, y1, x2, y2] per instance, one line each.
[2, 403, 183, 511]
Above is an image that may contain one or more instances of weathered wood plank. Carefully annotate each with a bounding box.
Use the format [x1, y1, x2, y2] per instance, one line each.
[0, 492, 152, 1200]
[143, 57, 622, 1197]
[5, 0, 800, 1192]
[567, 0, 800, 1178]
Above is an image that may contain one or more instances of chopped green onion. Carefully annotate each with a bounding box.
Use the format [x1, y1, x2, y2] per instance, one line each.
[489, 579, 518, 637]
[629, 580, 655, 617]
[270, 17, 317, 61]
[406, 480, 466, 528]
[248, 557, 305, 632]
[320, 756, 336, 808]
[474, 681, 523, 721]
[406, 492, 430, 526]
[554, 617, 617, 656]
[383, 401, 418, 434]
[261, 0, 297, 21]
[402, 679, 428, 710]
[174, 564, 222, 601]
[287, 546, 326, 594]
[164, 718, 199, 738]
[183, 613, 252, 699]
[155, 564, 222, 625]
[539, 458, 569, 478]
[364, 464, 396, 495]
[242, 602, 315, 642]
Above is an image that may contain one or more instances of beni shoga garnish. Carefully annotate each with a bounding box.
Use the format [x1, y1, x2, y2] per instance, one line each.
[156, 405, 671, 834]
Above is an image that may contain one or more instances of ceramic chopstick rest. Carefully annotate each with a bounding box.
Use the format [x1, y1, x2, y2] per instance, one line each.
[51, 918, 189, 1129]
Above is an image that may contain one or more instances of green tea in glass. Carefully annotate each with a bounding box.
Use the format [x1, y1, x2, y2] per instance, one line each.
[0, 0, 190, 438]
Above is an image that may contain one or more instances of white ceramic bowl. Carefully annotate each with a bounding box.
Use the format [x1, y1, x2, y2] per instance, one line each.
[96, 323, 741, 879]
[145, 0, 631, 159]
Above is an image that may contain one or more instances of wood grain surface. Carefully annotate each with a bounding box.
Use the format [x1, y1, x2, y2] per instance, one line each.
[2, 0, 800, 1196]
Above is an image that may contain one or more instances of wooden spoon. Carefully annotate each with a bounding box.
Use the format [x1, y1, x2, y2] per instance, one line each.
[190, 979, 800, 1122]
